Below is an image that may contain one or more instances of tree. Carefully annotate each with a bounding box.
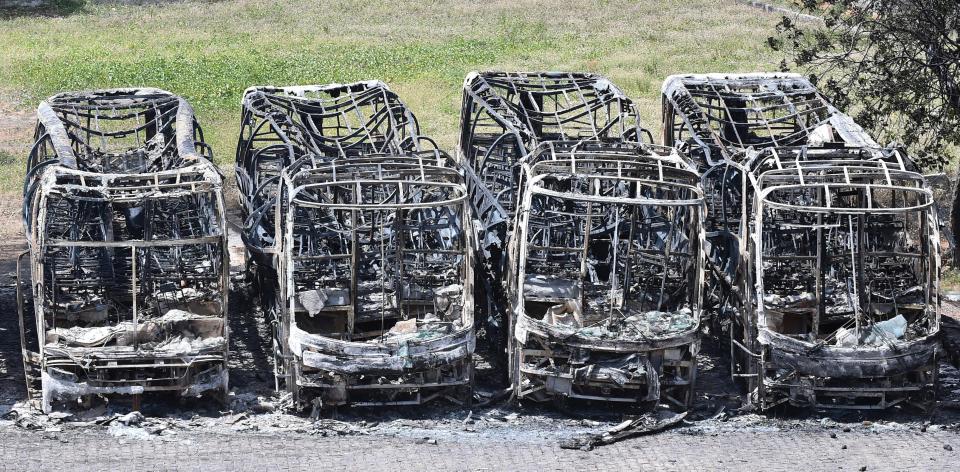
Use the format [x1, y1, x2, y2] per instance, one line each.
[768, 0, 959, 171]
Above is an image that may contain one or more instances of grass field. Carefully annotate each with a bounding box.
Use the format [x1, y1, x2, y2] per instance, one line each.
[0, 0, 782, 189]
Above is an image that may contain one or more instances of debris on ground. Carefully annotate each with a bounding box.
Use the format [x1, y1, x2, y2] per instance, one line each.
[559, 409, 687, 451]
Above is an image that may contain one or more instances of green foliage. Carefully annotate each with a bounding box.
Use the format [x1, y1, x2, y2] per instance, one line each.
[943, 267, 960, 292]
[770, 0, 960, 170]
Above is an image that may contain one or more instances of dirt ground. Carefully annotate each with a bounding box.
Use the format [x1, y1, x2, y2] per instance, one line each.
[0, 90, 32, 286]
[0, 90, 32, 153]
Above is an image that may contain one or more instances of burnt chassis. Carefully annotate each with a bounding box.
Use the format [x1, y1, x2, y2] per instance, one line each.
[660, 73, 889, 317]
[236, 82, 428, 319]
[278, 155, 475, 407]
[700, 147, 939, 410]
[236, 83, 473, 407]
[505, 148, 706, 408]
[458, 71, 654, 379]
[744, 154, 939, 410]
[20, 89, 229, 412]
[660, 73, 940, 410]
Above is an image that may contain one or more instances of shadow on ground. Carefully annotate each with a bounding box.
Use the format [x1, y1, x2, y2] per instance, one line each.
[0, 0, 86, 19]
[0, 242, 25, 405]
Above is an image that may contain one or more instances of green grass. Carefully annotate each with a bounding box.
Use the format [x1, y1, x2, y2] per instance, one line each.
[943, 268, 960, 293]
[0, 149, 22, 191]
[0, 0, 782, 188]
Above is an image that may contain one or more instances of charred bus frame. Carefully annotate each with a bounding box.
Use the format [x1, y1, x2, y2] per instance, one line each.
[20, 89, 229, 412]
[457, 70, 707, 407]
[661, 73, 940, 410]
[506, 143, 705, 408]
[236, 83, 474, 407]
[748, 151, 939, 409]
[457, 71, 655, 377]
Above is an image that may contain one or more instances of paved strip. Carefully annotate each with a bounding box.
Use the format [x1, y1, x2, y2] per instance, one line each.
[0, 427, 954, 471]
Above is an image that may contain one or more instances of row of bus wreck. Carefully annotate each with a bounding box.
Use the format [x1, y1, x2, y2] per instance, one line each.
[17, 71, 943, 414]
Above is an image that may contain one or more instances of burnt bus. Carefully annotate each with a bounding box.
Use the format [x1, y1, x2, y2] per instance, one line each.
[236, 83, 473, 407]
[661, 73, 879, 170]
[458, 71, 654, 379]
[21, 89, 229, 412]
[662, 73, 939, 410]
[506, 143, 706, 407]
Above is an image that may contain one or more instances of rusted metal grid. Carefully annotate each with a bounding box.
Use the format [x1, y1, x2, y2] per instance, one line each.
[236, 82, 474, 408]
[460, 72, 703, 406]
[662, 73, 940, 410]
[507, 143, 706, 408]
[21, 89, 229, 412]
